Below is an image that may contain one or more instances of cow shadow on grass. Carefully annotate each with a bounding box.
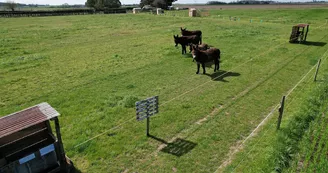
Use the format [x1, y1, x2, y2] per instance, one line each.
[204, 70, 241, 82]
[302, 41, 326, 47]
[149, 135, 197, 157]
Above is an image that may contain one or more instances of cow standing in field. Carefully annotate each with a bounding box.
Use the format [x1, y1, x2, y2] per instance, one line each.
[180, 27, 202, 44]
[192, 45, 221, 74]
[173, 35, 201, 54]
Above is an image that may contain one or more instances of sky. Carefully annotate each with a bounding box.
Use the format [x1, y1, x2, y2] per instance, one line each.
[0, 0, 319, 5]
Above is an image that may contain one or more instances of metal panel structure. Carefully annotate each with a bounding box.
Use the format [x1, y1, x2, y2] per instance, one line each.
[18, 153, 36, 164]
[39, 144, 55, 156]
[289, 24, 309, 43]
[136, 96, 159, 121]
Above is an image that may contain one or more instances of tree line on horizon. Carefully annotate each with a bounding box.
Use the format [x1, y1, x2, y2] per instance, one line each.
[85, 0, 177, 9]
[2, 0, 327, 12]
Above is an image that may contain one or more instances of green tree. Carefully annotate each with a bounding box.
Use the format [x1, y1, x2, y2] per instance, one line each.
[140, 0, 175, 9]
[85, 0, 121, 9]
[94, 0, 104, 10]
[85, 0, 96, 8]
[152, 0, 166, 9]
[62, 3, 69, 8]
[139, 0, 153, 8]
[5, 0, 17, 11]
[104, 0, 121, 8]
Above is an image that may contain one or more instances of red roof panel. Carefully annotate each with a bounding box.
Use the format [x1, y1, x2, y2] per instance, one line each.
[0, 103, 59, 138]
[297, 24, 309, 27]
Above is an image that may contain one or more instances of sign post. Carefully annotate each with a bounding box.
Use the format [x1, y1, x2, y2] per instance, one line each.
[147, 117, 150, 136]
[136, 96, 159, 137]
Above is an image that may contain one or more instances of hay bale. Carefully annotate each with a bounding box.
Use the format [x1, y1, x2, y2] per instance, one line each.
[156, 8, 164, 15]
[133, 8, 141, 14]
[189, 8, 197, 17]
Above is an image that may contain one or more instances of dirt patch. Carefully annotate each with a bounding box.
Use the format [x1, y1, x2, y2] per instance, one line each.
[215, 140, 243, 173]
[296, 157, 305, 173]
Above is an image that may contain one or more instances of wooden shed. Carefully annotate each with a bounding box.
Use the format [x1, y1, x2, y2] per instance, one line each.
[0, 103, 72, 173]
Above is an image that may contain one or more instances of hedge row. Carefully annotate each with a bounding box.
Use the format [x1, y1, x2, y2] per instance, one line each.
[0, 8, 127, 17]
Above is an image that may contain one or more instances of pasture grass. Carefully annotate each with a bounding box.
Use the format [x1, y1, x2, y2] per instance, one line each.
[209, 8, 328, 24]
[1, 8, 328, 172]
[286, 92, 328, 173]
[223, 66, 328, 173]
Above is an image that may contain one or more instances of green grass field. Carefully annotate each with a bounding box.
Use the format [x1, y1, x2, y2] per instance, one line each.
[222, 69, 328, 173]
[1, 8, 328, 172]
[287, 93, 328, 173]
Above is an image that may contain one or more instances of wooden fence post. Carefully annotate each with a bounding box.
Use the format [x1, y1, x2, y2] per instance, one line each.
[277, 96, 286, 130]
[54, 117, 67, 172]
[314, 59, 321, 82]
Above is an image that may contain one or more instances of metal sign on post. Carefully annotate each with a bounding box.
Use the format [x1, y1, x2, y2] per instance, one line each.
[136, 96, 159, 136]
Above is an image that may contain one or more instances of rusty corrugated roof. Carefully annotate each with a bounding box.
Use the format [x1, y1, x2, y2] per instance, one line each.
[0, 103, 59, 138]
[297, 23, 309, 27]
